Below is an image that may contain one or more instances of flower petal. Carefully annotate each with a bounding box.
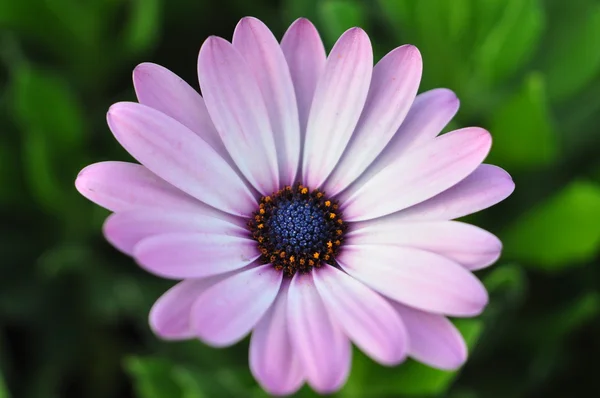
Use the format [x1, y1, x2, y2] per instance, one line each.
[133, 233, 260, 279]
[104, 210, 246, 255]
[132, 62, 228, 159]
[302, 27, 373, 188]
[75, 161, 215, 214]
[233, 17, 300, 186]
[288, 272, 351, 394]
[198, 36, 279, 195]
[191, 264, 282, 347]
[347, 220, 502, 270]
[323, 45, 422, 196]
[250, 281, 304, 396]
[341, 127, 492, 222]
[107, 102, 256, 216]
[392, 302, 467, 370]
[353, 88, 460, 189]
[280, 18, 326, 139]
[149, 275, 230, 340]
[313, 265, 408, 365]
[389, 88, 461, 152]
[391, 164, 515, 221]
[338, 245, 488, 316]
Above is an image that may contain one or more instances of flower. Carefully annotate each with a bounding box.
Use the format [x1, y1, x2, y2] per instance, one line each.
[75, 16, 514, 396]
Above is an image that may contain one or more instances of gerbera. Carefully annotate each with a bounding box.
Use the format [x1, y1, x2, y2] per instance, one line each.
[75, 17, 514, 395]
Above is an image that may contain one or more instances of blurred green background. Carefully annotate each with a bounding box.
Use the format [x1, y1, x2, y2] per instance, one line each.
[1, 0, 599, 397]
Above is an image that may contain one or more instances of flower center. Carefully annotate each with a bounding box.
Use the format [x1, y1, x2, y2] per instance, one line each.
[248, 184, 347, 276]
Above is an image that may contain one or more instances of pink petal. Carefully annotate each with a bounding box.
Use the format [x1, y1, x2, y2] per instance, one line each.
[107, 102, 256, 217]
[302, 28, 373, 189]
[347, 220, 502, 270]
[324, 45, 423, 196]
[313, 265, 408, 365]
[75, 161, 216, 214]
[287, 272, 351, 394]
[280, 18, 326, 139]
[198, 36, 279, 195]
[103, 210, 247, 255]
[338, 245, 489, 317]
[392, 302, 467, 370]
[233, 17, 300, 186]
[149, 275, 230, 340]
[355, 88, 460, 187]
[191, 264, 282, 347]
[391, 164, 515, 221]
[132, 63, 228, 159]
[341, 127, 492, 222]
[250, 281, 304, 396]
[132, 233, 260, 279]
[390, 88, 460, 151]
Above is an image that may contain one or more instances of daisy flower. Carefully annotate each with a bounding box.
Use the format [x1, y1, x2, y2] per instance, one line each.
[75, 17, 514, 396]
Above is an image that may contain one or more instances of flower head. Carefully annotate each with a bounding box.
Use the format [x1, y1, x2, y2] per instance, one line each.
[75, 17, 514, 396]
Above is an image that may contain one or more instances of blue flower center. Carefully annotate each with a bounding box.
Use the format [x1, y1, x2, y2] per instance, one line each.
[266, 199, 331, 255]
[248, 184, 346, 276]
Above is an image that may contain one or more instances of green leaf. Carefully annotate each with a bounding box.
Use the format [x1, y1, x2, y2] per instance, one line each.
[125, 356, 256, 398]
[37, 244, 95, 277]
[0, 0, 104, 68]
[338, 319, 483, 397]
[470, 0, 506, 42]
[448, 390, 478, 398]
[125, 357, 183, 398]
[318, 0, 367, 47]
[123, 0, 161, 54]
[473, 0, 544, 85]
[488, 72, 558, 170]
[502, 181, 600, 270]
[0, 370, 10, 398]
[527, 293, 600, 345]
[544, 3, 600, 102]
[376, 0, 414, 35]
[412, 0, 472, 82]
[483, 263, 527, 302]
[21, 129, 65, 213]
[12, 65, 85, 152]
[391, 319, 483, 396]
[282, 0, 320, 25]
[10, 65, 86, 213]
[478, 264, 527, 352]
[0, 143, 20, 205]
[171, 368, 208, 398]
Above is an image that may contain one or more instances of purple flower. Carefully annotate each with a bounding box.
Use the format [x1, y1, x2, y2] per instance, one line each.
[75, 17, 514, 396]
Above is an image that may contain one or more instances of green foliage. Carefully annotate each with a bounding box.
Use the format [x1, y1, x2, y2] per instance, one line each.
[543, 2, 600, 102]
[0, 371, 9, 398]
[488, 72, 558, 170]
[9, 65, 86, 214]
[125, 357, 184, 398]
[337, 320, 483, 397]
[318, 0, 367, 47]
[525, 292, 600, 346]
[502, 181, 600, 270]
[1, 0, 600, 397]
[472, 0, 545, 86]
[122, 0, 162, 55]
